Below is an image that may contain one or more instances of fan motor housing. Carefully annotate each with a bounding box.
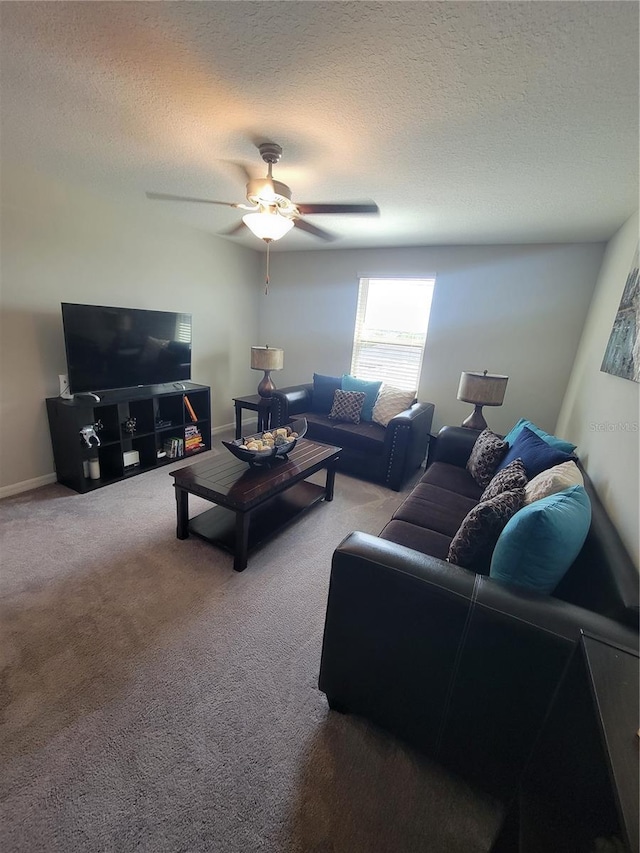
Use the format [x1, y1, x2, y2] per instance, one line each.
[246, 179, 294, 211]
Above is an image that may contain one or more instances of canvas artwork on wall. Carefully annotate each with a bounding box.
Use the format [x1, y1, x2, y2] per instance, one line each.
[601, 243, 639, 383]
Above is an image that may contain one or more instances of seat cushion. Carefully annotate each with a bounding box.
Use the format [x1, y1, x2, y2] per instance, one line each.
[421, 462, 484, 501]
[392, 483, 478, 538]
[379, 519, 453, 561]
[330, 421, 386, 455]
[303, 411, 341, 444]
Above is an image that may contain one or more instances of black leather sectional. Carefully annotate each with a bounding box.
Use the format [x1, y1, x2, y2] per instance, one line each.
[318, 426, 639, 800]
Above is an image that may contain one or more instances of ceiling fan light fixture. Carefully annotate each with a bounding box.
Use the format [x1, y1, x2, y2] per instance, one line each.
[242, 211, 295, 241]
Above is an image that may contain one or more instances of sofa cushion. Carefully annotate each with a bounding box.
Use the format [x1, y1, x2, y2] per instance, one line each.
[421, 462, 484, 501]
[379, 519, 452, 561]
[372, 385, 417, 427]
[342, 374, 382, 422]
[525, 460, 584, 505]
[480, 458, 528, 501]
[504, 418, 577, 455]
[497, 427, 573, 480]
[490, 485, 592, 594]
[328, 389, 366, 424]
[392, 482, 478, 538]
[312, 373, 342, 414]
[466, 429, 508, 488]
[447, 488, 525, 574]
[329, 421, 386, 455]
[302, 411, 342, 444]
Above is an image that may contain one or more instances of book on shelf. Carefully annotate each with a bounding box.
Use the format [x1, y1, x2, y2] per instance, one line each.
[184, 395, 198, 423]
[163, 436, 184, 459]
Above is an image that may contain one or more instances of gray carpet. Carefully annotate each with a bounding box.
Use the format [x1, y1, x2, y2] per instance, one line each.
[0, 434, 502, 852]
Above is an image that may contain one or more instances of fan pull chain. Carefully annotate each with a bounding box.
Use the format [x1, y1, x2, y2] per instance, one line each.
[265, 240, 271, 295]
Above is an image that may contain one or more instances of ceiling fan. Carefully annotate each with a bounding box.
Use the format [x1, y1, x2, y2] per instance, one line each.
[146, 142, 379, 244]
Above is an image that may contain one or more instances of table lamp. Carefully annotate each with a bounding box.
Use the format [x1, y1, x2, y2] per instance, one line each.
[457, 370, 509, 430]
[251, 345, 284, 398]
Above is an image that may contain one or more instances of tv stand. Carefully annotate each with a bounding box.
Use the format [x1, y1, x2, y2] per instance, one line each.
[46, 382, 211, 494]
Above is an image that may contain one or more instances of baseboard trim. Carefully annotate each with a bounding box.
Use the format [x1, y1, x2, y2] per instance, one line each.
[0, 472, 58, 499]
[212, 419, 257, 436]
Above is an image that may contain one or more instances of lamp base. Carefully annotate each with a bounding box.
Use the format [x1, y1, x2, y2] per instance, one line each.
[257, 370, 277, 398]
[461, 405, 488, 431]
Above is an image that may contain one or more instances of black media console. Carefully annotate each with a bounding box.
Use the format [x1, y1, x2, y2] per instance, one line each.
[46, 382, 211, 494]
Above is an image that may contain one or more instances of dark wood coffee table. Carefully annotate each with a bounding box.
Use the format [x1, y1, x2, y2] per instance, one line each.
[170, 439, 341, 571]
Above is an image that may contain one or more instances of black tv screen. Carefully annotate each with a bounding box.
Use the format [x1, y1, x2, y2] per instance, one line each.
[62, 303, 192, 394]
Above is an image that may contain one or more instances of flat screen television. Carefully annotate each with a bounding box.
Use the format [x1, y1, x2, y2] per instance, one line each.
[61, 303, 192, 394]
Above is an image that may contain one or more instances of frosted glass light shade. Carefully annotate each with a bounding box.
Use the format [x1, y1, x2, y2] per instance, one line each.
[242, 211, 294, 241]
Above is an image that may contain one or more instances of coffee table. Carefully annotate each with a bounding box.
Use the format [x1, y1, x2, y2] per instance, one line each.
[170, 438, 341, 571]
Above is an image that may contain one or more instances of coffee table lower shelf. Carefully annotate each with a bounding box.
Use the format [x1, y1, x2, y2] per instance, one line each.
[188, 480, 327, 566]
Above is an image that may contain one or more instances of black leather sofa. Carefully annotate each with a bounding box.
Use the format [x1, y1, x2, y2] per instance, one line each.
[318, 426, 639, 800]
[272, 383, 434, 491]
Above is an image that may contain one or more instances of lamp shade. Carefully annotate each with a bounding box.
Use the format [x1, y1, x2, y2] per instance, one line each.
[242, 211, 294, 241]
[251, 346, 284, 371]
[457, 371, 508, 407]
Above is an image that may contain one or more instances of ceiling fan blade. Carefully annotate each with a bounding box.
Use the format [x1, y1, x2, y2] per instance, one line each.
[294, 218, 337, 241]
[146, 191, 240, 207]
[218, 220, 247, 237]
[296, 202, 379, 216]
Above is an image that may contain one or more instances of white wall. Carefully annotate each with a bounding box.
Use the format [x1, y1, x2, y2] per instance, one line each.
[0, 166, 261, 491]
[259, 243, 604, 435]
[556, 212, 639, 567]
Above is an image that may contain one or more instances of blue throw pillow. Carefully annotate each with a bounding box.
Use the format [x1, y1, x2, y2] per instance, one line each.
[503, 418, 576, 455]
[312, 374, 342, 414]
[490, 485, 591, 594]
[341, 375, 382, 422]
[497, 427, 573, 479]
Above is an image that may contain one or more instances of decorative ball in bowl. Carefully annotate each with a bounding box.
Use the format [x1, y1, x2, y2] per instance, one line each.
[222, 418, 307, 466]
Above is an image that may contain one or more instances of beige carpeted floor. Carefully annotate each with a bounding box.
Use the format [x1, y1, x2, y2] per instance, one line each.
[0, 432, 502, 852]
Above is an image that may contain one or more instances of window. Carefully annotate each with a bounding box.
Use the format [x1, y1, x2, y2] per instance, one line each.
[350, 277, 435, 391]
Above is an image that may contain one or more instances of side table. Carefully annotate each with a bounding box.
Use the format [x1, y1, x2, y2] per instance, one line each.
[233, 394, 275, 439]
[491, 631, 639, 852]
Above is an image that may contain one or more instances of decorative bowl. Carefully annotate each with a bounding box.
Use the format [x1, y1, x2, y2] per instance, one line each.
[222, 418, 307, 466]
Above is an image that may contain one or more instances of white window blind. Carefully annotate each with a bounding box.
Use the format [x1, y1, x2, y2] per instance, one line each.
[350, 278, 435, 391]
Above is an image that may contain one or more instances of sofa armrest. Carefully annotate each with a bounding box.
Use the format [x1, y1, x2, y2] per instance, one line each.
[272, 384, 313, 426]
[382, 401, 435, 490]
[319, 531, 638, 798]
[430, 424, 481, 468]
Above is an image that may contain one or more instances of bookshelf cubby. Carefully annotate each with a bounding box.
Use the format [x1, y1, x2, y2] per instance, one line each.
[46, 382, 211, 493]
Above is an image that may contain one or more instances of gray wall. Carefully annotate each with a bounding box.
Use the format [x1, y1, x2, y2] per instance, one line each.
[557, 211, 639, 567]
[0, 166, 261, 492]
[259, 243, 604, 435]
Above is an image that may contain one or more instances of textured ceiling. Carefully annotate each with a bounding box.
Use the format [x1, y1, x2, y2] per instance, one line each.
[1, 1, 638, 251]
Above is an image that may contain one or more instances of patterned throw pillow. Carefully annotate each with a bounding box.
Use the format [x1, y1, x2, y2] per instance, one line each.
[447, 488, 525, 573]
[466, 429, 509, 488]
[328, 389, 366, 424]
[372, 385, 417, 427]
[480, 458, 528, 502]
